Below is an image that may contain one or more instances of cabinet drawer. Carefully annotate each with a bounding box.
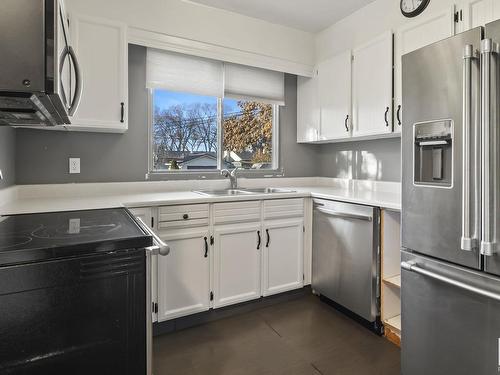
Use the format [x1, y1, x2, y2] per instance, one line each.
[264, 199, 304, 220]
[159, 204, 209, 222]
[213, 201, 261, 224]
[157, 218, 209, 230]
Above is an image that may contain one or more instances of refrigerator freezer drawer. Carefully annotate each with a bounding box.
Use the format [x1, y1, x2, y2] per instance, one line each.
[401, 250, 500, 375]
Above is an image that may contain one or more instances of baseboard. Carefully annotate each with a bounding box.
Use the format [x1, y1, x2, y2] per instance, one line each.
[154, 286, 311, 337]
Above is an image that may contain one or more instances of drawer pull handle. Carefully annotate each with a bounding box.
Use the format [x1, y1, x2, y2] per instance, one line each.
[183, 214, 189, 220]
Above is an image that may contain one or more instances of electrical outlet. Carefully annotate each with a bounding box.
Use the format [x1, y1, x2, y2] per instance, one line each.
[69, 158, 80, 174]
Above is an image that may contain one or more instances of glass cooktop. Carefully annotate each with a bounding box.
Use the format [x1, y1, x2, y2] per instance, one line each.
[0, 208, 152, 266]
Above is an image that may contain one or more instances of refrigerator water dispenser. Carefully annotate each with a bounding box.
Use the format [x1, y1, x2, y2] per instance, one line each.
[414, 120, 453, 187]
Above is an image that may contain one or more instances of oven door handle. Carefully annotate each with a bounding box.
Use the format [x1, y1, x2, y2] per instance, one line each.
[402, 261, 500, 302]
[136, 217, 170, 256]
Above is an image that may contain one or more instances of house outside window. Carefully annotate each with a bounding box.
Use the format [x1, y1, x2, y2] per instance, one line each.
[146, 48, 283, 173]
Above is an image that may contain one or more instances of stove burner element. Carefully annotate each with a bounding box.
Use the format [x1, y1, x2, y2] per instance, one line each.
[32, 223, 122, 240]
[0, 235, 33, 251]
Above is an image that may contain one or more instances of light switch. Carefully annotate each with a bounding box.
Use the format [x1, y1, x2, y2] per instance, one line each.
[69, 158, 80, 174]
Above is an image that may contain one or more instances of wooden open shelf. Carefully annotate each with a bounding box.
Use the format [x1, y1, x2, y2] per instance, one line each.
[384, 314, 401, 335]
[383, 274, 401, 288]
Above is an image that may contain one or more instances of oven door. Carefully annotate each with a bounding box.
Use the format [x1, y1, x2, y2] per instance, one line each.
[0, 249, 146, 375]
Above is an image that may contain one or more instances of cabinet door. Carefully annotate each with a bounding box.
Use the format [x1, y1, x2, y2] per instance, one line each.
[70, 14, 128, 133]
[297, 70, 320, 143]
[128, 207, 159, 322]
[262, 218, 304, 297]
[394, 7, 455, 132]
[157, 228, 210, 321]
[460, 0, 495, 31]
[213, 222, 261, 308]
[352, 31, 393, 137]
[318, 50, 352, 140]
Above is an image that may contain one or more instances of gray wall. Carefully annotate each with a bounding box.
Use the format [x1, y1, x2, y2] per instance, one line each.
[13, 45, 399, 184]
[0, 127, 16, 189]
[318, 138, 401, 182]
[15, 46, 321, 184]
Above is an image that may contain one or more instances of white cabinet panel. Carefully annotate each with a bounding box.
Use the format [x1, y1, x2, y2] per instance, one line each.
[394, 7, 455, 132]
[318, 51, 352, 140]
[262, 218, 304, 296]
[352, 31, 393, 137]
[297, 70, 320, 143]
[128, 206, 159, 322]
[157, 228, 210, 321]
[460, 0, 495, 31]
[213, 222, 261, 308]
[70, 15, 128, 133]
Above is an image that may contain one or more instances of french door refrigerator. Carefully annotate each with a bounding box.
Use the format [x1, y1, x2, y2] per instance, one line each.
[402, 20, 500, 375]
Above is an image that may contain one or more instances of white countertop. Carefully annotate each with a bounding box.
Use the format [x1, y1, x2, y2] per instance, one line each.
[0, 178, 401, 215]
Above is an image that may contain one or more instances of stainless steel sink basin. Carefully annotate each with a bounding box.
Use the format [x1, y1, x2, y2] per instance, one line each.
[243, 188, 296, 194]
[193, 188, 296, 197]
[193, 189, 255, 196]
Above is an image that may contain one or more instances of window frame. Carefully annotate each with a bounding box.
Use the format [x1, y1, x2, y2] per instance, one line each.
[147, 88, 280, 177]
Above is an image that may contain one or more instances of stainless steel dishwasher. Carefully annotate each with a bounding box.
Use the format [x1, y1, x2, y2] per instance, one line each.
[312, 198, 381, 333]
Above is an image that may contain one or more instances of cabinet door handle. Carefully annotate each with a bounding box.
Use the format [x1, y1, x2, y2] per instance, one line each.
[120, 102, 125, 123]
[344, 114, 349, 132]
[266, 229, 270, 248]
[396, 105, 402, 126]
[384, 106, 390, 127]
[183, 214, 189, 220]
[257, 231, 261, 250]
[204, 237, 208, 258]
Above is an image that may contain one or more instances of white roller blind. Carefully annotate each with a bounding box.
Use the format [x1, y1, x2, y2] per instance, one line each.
[224, 63, 285, 106]
[146, 48, 223, 97]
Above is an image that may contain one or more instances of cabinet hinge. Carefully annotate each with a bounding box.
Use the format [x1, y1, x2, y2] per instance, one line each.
[454, 10, 463, 23]
[210, 236, 214, 245]
[303, 226, 305, 233]
[210, 291, 214, 301]
[152, 302, 158, 314]
[151, 217, 154, 228]
[303, 274, 305, 281]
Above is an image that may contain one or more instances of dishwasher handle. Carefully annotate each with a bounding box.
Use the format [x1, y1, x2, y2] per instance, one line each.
[136, 217, 170, 256]
[314, 206, 373, 222]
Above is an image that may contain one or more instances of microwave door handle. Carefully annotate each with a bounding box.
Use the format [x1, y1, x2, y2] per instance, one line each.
[68, 46, 83, 117]
[480, 39, 497, 256]
[461, 45, 478, 251]
[59, 46, 70, 110]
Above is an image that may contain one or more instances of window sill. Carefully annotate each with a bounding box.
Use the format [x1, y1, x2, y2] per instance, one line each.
[146, 169, 284, 181]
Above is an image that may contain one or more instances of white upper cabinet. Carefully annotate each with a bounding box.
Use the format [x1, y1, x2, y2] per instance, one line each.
[297, 70, 320, 143]
[351, 31, 393, 137]
[69, 14, 128, 133]
[394, 6, 455, 133]
[458, 0, 496, 31]
[318, 51, 352, 140]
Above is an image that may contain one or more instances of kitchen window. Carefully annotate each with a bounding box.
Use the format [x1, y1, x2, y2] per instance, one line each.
[146, 48, 283, 173]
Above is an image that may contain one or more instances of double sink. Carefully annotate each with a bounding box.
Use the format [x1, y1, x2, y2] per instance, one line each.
[194, 187, 296, 197]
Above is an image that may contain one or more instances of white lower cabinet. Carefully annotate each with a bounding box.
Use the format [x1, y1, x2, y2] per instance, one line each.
[157, 228, 211, 321]
[213, 222, 262, 308]
[262, 218, 304, 296]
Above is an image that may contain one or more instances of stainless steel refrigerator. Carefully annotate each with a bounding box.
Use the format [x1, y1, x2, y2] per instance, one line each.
[402, 20, 500, 375]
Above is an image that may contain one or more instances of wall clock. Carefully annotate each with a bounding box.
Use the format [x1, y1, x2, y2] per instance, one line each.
[400, 0, 430, 18]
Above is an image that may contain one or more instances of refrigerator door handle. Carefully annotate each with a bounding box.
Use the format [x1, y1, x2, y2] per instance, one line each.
[461, 45, 478, 252]
[402, 261, 500, 302]
[480, 39, 497, 256]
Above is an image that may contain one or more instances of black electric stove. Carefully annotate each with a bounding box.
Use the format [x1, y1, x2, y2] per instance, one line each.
[0, 208, 152, 266]
[0, 208, 152, 375]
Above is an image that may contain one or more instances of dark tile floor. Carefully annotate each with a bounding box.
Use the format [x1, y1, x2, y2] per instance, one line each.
[153, 294, 400, 375]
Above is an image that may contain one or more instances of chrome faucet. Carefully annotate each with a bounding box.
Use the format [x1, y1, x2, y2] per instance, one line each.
[221, 168, 239, 189]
